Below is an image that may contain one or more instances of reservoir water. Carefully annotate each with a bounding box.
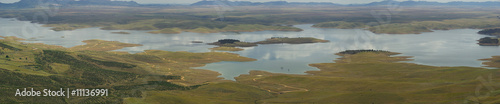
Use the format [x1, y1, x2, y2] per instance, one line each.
[1, 18, 499, 80]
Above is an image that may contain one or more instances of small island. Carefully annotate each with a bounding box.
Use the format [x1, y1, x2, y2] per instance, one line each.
[111, 31, 131, 34]
[312, 21, 366, 29]
[191, 41, 203, 43]
[255, 37, 329, 44]
[478, 28, 500, 35]
[333, 49, 413, 63]
[337, 49, 392, 55]
[209, 47, 244, 51]
[207, 39, 257, 47]
[208, 37, 329, 47]
[477, 37, 500, 46]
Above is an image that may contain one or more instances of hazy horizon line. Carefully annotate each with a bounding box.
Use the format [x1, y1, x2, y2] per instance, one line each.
[2, 0, 500, 5]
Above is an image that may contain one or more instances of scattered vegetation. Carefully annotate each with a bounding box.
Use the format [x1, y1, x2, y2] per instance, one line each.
[0, 42, 22, 51]
[77, 54, 137, 68]
[0, 37, 256, 103]
[69, 39, 142, 51]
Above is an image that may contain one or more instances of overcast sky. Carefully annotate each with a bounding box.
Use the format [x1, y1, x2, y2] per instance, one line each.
[1, 0, 498, 4]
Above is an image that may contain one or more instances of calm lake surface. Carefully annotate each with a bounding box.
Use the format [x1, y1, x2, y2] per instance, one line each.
[1, 18, 499, 80]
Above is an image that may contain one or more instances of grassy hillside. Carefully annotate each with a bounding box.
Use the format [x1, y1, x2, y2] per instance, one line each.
[124, 82, 274, 104]
[0, 37, 256, 103]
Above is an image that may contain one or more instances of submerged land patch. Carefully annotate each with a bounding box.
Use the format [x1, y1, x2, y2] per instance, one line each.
[208, 37, 329, 47]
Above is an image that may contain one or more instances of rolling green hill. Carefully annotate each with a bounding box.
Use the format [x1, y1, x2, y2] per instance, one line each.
[0, 36, 255, 103]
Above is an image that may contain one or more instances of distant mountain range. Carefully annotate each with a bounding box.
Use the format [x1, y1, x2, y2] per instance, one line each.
[358, 0, 500, 6]
[2, 0, 500, 9]
[191, 0, 500, 6]
[0, 0, 139, 8]
[190, 0, 341, 6]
